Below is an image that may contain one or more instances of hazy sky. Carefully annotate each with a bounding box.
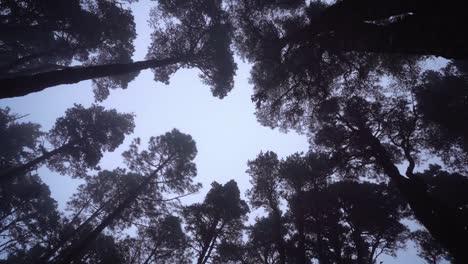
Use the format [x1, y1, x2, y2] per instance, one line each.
[0, 1, 429, 263]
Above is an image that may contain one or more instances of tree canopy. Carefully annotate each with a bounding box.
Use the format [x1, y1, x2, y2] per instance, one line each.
[0, 0, 237, 100]
[0, 0, 138, 100]
[1, 0, 467, 263]
[0, 104, 135, 182]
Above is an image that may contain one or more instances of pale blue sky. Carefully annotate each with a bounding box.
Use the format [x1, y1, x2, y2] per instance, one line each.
[0, 1, 431, 263]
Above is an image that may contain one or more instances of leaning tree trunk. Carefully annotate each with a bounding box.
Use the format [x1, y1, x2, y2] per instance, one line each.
[196, 220, 219, 264]
[358, 126, 468, 264]
[295, 0, 468, 60]
[200, 222, 225, 264]
[0, 56, 186, 99]
[0, 142, 72, 183]
[37, 197, 109, 264]
[53, 157, 173, 264]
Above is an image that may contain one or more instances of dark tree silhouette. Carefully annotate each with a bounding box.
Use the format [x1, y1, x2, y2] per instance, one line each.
[327, 182, 409, 264]
[183, 180, 249, 264]
[55, 225, 126, 264]
[52, 129, 200, 264]
[120, 215, 191, 264]
[0, 0, 138, 101]
[0, 104, 135, 182]
[230, 0, 467, 177]
[412, 230, 451, 264]
[2, 223, 126, 264]
[415, 164, 468, 210]
[412, 164, 468, 261]
[2, 2, 467, 264]
[278, 152, 332, 264]
[34, 170, 146, 264]
[230, 0, 468, 60]
[245, 216, 280, 264]
[0, 0, 236, 101]
[238, 6, 468, 256]
[308, 95, 468, 263]
[415, 62, 468, 170]
[231, 0, 422, 120]
[246, 151, 288, 264]
[247, 151, 409, 264]
[0, 107, 43, 168]
[0, 174, 60, 255]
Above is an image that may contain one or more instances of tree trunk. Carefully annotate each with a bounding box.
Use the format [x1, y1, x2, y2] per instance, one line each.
[293, 195, 307, 264]
[196, 235, 213, 264]
[357, 126, 468, 264]
[326, 16, 468, 60]
[0, 142, 72, 183]
[271, 206, 287, 264]
[142, 246, 159, 264]
[54, 178, 149, 264]
[37, 201, 108, 264]
[312, 0, 418, 31]
[0, 56, 186, 99]
[53, 157, 173, 264]
[201, 222, 225, 264]
[351, 226, 368, 264]
[297, 223, 306, 264]
[315, 234, 332, 264]
[285, 0, 468, 60]
[196, 219, 220, 264]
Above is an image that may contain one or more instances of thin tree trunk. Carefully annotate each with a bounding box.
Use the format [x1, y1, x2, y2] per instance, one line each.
[0, 142, 72, 183]
[201, 222, 226, 264]
[271, 206, 287, 264]
[0, 216, 26, 233]
[37, 201, 108, 264]
[293, 195, 307, 264]
[142, 246, 159, 264]
[0, 208, 19, 222]
[351, 226, 367, 264]
[196, 219, 219, 264]
[297, 224, 306, 264]
[197, 241, 210, 264]
[0, 56, 187, 99]
[141, 232, 167, 264]
[53, 156, 173, 264]
[368, 236, 381, 264]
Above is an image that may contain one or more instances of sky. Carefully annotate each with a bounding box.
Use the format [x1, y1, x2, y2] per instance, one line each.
[0, 1, 430, 263]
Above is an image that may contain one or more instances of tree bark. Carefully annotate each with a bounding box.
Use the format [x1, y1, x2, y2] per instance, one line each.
[53, 157, 173, 264]
[196, 218, 220, 264]
[0, 56, 186, 99]
[316, 0, 418, 26]
[351, 226, 368, 264]
[284, 0, 468, 60]
[357, 126, 468, 264]
[201, 222, 225, 264]
[293, 195, 307, 264]
[142, 246, 159, 264]
[0, 142, 72, 183]
[37, 200, 108, 264]
[271, 206, 287, 264]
